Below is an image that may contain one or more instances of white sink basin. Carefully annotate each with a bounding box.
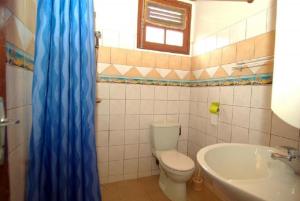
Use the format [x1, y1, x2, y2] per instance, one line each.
[197, 143, 300, 201]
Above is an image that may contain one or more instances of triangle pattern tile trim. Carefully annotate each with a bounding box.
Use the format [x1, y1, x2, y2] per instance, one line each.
[206, 66, 219, 78]
[192, 69, 204, 79]
[15, 16, 34, 50]
[175, 70, 189, 80]
[156, 68, 171, 78]
[136, 66, 152, 77]
[97, 63, 111, 73]
[249, 66, 261, 74]
[114, 64, 132, 75]
[222, 63, 236, 76]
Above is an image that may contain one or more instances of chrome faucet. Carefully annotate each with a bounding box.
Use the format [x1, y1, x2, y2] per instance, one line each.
[271, 146, 300, 175]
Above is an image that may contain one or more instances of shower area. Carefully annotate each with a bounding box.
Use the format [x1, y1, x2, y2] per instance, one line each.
[0, 0, 35, 200]
[0, 0, 101, 200]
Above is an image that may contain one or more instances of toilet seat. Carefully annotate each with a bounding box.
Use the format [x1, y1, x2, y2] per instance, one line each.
[160, 150, 195, 172]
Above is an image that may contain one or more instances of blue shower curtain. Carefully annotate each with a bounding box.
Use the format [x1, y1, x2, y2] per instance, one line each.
[26, 1, 101, 201]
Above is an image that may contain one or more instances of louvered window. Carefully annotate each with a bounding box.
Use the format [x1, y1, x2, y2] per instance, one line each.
[137, 0, 192, 54]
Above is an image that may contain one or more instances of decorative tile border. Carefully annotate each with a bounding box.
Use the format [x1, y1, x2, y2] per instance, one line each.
[5, 42, 34, 71]
[97, 73, 272, 87]
[97, 62, 190, 81]
[98, 75, 179, 86]
[5, 41, 273, 87]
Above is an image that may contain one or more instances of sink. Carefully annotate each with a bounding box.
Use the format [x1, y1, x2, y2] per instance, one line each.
[197, 143, 300, 201]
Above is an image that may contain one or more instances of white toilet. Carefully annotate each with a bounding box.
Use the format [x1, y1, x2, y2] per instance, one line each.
[151, 122, 195, 201]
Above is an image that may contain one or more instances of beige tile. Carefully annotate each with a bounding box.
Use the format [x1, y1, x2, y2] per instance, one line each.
[199, 70, 210, 80]
[25, 38, 35, 56]
[221, 44, 236, 65]
[111, 48, 127, 65]
[254, 31, 275, 58]
[101, 65, 122, 76]
[209, 49, 222, 67]
[168, 55, 181, 69]
[199, 53, 210, 68]
[125, 67, 143, 78]
[165, 70, 180, 80]
[147, 69, 162, 79]
[24, 0, 36, 33]
[181, 56, 191, 71]
[4, 16, 23, 50]
[186, 72, 196, 80]
[142, 52, 156, 67]
[213, 67, 228, 78]
[191, 56, 197, 70]
[256, 61, 274, 74]
[155, 53, 169, 68]
[127, 50, 142, 66]
[98, 46, 111, 63]
[236, 38, 255, 62]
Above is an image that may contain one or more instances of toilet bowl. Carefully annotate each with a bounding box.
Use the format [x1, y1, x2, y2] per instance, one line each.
[151, 122, 195, 201]
[154, 150, 195, 201]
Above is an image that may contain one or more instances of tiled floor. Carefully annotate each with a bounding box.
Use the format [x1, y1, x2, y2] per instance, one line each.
[101, 175, 221, 201]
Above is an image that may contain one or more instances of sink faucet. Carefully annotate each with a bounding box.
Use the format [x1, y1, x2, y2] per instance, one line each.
[271, 146, 300, 175]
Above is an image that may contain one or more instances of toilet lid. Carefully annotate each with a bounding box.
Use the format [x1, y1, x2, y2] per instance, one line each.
[160, 150, 195, 172]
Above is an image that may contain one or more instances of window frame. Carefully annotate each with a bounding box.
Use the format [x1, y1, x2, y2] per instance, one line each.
[137, 0, 192, 55]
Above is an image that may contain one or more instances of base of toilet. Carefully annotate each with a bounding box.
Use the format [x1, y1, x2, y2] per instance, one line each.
[158, 168, 187, 201]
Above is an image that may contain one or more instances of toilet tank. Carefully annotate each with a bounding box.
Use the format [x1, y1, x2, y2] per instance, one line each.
[151, 122, 180, 151]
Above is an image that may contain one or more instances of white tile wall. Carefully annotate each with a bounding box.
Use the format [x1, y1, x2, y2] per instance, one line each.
[246, 10, 267, 39]
[233, 86, 252, 107]
[232, 106, 250, 128]
[96, 83, 300, 184]
[188, 85, 300, 162]
[96, 83, 190, 183]
[6, 65, 33, 201]
[217, 28, 230, 48]
[251, 86, 272, 109]
[230, 21, 246, 44]
[193, 3, 276, 56]
[141, 85, 155, 100]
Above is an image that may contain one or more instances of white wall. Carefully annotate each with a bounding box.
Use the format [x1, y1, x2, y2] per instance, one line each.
[192, 0, 276, 55]
[94, 0, 196, 54]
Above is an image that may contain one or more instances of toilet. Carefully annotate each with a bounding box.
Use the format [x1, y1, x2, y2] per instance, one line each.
[151, 122, 195, 201]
